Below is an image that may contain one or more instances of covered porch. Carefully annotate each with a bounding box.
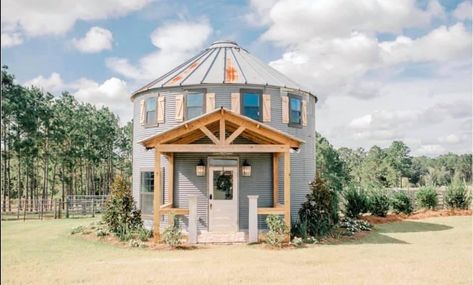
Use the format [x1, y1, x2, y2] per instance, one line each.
[140, 108, 303, 243]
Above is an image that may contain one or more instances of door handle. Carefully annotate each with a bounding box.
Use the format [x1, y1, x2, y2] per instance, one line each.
[209, 194, 213, 200]
[210, 203, 212, 210]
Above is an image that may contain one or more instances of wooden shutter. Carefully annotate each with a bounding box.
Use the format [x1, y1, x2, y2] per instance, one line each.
[206, 93, 215, 112]
[157, 95, 165, 124]
[281, 95, 289, 124]
[262, 94, 271, 122]
[175, 94, 184, 122]
[231, 93, 240, 114]
[139, 99, 145, 125]
[301, 100, 307, 126]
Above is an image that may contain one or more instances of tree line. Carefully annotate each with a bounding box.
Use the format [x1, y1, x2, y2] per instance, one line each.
[1, 66, 131, 211]
[316, 134, 471, 192]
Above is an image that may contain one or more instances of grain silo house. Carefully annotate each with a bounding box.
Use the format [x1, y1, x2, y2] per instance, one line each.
[132, 40, 317, 243]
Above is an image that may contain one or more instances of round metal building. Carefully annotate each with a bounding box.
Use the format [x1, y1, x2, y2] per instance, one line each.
[131, 40, 317, 243]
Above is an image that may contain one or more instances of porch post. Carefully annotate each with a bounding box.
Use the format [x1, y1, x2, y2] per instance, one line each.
[167, 153, 174, 226]
[283, 151, 291, 231]
[248, 195, 259, 243]
[188, 195, 198, 244]
[272, 153, 279, 206]
[153, 150, 162, 242]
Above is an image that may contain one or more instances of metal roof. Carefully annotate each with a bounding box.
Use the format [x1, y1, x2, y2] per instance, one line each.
[132, 40, 312, 97]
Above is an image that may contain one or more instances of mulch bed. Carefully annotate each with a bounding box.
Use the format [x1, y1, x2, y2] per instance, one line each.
[360, 209, 472, 225]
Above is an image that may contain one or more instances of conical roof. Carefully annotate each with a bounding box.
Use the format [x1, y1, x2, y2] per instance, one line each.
[133, 40, 312, 96]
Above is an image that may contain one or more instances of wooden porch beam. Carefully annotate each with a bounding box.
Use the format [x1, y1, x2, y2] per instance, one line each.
[225, 126, 246, 144]
[257, 207, 285, 215]
[167, 153, 174, 206]
[159, 208, 190, 215]
[283, 151, 291, 230]
[153, 151, 162, 242]
[156, 144, 289, 153]
[273, 153, 279, 206]
[219, 118, 225, 144]
[199, 126, 219, 144]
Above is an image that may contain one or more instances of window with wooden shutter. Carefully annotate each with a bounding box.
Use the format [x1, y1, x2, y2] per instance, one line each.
[301, 100, 307, 126]
[139, 99, 145, 125]
[157, 96, 165, 124]
[175, 94, 184, 122]
[231, 93, 240, 114]
[262, 94, 271, 122]
[281, 95, 289, 124]
[206, 93, 215, 112]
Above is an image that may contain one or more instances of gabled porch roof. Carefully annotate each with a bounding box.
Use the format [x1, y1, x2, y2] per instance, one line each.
[140, 107, 304, 151]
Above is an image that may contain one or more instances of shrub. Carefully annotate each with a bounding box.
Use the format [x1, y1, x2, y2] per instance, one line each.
[368, 190, 390, 217]
[103, 175, 143, 234]
[265, 215, 289, 247]
[128, 239, 144, 248]
[305, 236, 318, 244]
[291, 237, 304, 247]
[298, 176, 339, 237]
[338, 217, 372, 236]
[71, 226, 84, 235]
[445, 183, 471, 210]
[416, 186, 438, 210]
[291, 219, 308, 240]
[137, 228, 152, 241]
[116, 222, 133, 241]
[162, 214, 182, 247]
[342, 185, 369, 218]
[96, 228, 109, 237]
[391, 191, 413, 215]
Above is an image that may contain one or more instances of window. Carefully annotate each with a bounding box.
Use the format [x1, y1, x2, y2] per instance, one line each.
[241, 90, 261, 121]
[186, 91, 204, 119]
[140, 171, 154, 193]
[145, 97, 157, 125]
[289, 94, 302, 126]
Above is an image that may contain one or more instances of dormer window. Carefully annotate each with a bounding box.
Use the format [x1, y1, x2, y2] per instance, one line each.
[186, 90, 205, 119]
[241, 90, 261, 121]
[145, 97, 157, 125]
[289, 94, 302, 126]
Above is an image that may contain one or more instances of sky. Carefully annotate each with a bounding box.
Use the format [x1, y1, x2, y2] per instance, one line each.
[1, 0, 472, 157]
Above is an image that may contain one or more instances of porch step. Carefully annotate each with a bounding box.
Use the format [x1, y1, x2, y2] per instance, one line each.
[198, 231, 247, 243]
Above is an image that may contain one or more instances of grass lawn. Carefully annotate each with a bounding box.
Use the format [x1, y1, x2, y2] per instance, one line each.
[1, 216, 472, 285]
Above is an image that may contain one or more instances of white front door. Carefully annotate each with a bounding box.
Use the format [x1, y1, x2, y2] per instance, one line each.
[208, 166, 238, 232]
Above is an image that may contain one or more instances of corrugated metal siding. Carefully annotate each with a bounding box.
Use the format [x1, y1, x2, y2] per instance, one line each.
[132, 85, 316, 230]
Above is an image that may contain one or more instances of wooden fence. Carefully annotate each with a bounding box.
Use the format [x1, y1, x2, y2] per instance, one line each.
[388, 187, 447, 210]
[1, 195, 108, 221]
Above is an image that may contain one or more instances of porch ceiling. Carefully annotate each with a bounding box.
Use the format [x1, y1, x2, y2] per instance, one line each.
[140, 107, 304, 150]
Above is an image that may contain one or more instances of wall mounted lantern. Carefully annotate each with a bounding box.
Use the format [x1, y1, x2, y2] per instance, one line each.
[241, 160, 252, 177]
[196, 159, 206, 176]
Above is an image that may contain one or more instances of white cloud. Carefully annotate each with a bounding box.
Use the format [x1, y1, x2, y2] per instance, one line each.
[453, 1, 472, 20]
[1, 0, 148, 46]
[72, 27, 113, 53]
[380, 23, 471, 64]
[438, 134, 461, 144]
[73, 77, 130, 120]
[1, 32, 23, 48]
[23, 73, 132, 121]
[253, 0, 444, 45]
[106, 20, 212, 82]
[269, 23, 471, 100]
[24, 72, 65, 91]
[413, 144, 447, 156]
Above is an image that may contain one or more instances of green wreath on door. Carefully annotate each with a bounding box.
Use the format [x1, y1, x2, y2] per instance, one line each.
[216, 173, 233, 199]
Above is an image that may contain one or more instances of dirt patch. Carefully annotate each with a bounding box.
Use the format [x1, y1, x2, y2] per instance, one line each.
[360, 209, 472, 224]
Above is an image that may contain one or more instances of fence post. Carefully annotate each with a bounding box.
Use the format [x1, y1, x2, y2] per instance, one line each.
[92, 197, 95, 218]
[65, 197, 69, 218]
[188, 195, 198, 244]
[58, 199, 62, 219]
[248, 195, 259, 243]
[17, 199, 20, 220]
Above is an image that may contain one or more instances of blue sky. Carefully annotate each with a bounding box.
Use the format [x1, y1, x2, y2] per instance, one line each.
[1, 0, 472, 156]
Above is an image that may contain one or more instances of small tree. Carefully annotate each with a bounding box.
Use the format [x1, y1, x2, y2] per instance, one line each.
[369, 189, 390, 217]
[103, 175, 142, 234]
[265, 215, 288, 247]
[391, 191, 413, 215]
[297, 175, 339, 237]
[342, 184, 369, 218]
[445, 182, 471, 210]
[416, 186, 438, 210]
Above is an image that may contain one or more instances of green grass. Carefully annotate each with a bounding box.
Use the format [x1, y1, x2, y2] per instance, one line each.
[2, 216, 472, 285]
